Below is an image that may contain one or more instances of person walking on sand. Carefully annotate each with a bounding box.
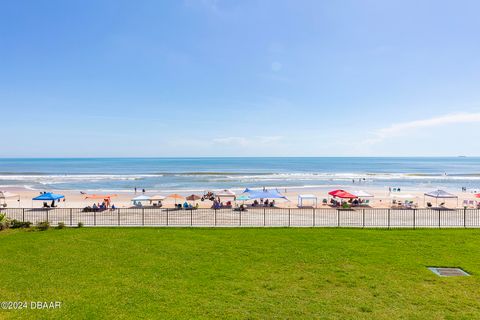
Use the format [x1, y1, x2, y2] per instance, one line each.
[134, 187, 137, 194]
[142, 188, 145, 194]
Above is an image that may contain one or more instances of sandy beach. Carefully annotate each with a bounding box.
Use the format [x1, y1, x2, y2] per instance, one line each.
[1, 185, 477, 209]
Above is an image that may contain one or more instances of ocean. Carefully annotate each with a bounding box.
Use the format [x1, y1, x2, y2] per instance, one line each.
[0, 157, 479, 192]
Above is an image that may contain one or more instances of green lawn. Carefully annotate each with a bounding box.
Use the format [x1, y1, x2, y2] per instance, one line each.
[1, 228, 480, 319]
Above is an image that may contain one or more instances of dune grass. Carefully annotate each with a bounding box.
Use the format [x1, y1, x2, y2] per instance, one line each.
[1, 227, 480, 319]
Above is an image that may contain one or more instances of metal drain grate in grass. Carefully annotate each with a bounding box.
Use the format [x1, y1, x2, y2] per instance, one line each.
[428, 267, 470, 277]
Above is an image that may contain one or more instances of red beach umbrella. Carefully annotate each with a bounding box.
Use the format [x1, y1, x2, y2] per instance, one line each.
[328, 189, 357, 199]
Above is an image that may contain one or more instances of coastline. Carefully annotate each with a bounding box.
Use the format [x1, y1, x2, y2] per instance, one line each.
[2, 185, 477, 209]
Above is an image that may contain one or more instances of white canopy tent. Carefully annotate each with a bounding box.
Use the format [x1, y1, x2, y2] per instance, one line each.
[132, 195, 151, 201]
[131, 195, 151, 207]
[388, 193, 419, 208]
[424, 190, 458, 207]
[149, 195, 165, 206]
[215, 189, 236, 198]
[352, 190, 374, 198]
[298, 194, 317, 208]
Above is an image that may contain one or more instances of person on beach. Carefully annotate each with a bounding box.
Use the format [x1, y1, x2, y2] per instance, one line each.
[142, 188, 145, 194]
[134, 187, 137, 194]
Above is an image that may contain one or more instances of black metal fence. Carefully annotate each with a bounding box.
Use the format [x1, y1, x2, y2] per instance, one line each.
[2, 207, 480, 228]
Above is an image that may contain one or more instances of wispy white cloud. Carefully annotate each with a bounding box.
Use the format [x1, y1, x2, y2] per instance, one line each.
[212, 136, 282, 146]
[364, 112, 480, 145]
[212, 136, 248, 146]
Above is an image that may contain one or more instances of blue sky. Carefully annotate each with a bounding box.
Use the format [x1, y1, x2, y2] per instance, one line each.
[1, 0, 480, 157]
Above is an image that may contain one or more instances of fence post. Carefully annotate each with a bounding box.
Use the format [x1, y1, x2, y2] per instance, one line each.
[263, 208, 266, 227]
[22, 208, 25, 222]
[313, 208, 315, 227]
[94, 211, 96, 226]
[69, 208, 72, 226]
[46, 210, 49, 223]
[464, 208, 467, 228]
[239, 210, 242, 226]
[142, 208, 145, 226]
[118, 209, 120, 226]
[413, 209, 416, 229]
[388, 209, 390, 229]
[288, 208, 291, 227]
[191, 209, 193, 227]
[362, 209, 365, 228]
[337, 210, 340, 227]
[438, 210, 441, 228]
[166, 208, 169, 226]
[214, 209, 217, 226]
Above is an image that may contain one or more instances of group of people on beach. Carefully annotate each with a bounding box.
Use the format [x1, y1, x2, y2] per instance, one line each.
[84, 201, 116, 212]
[212, 199, 232, 209]
[134, 187, 146, 194]
[329, 198, 368, 208]
[251, 199, 276, 207]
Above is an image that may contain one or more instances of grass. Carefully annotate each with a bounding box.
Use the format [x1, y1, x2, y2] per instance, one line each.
[1, 228, 480, 319]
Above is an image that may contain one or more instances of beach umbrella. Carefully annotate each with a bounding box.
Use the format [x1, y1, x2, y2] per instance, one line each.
[236, 195, 250, 201]
[186, 194, 201, 201]
[167, 193, 184, 204]
[475, 194, 480, 198]
[235, 194, 250, 206]
[186, 194, 201, 205]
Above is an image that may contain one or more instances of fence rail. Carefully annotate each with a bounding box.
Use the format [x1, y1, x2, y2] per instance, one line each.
[2, 207, 480, 228]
